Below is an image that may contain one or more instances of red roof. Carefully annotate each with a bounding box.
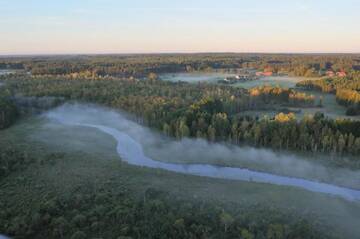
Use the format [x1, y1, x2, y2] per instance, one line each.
[263, 72, 273, 76]
[256, 71, 273, 76]
[336, 72, 347, 77]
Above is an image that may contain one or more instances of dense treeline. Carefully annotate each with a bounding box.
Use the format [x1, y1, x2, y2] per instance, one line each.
[163, 106, 360, 155]
[1, 190, 332, 239]
[3, 75, 360, 156]
[1, 53, 360, 77]
[249, 86, 316, 107]
[227, 113, 360, 154]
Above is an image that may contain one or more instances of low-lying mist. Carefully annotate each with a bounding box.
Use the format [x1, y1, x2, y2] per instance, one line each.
[44, 103, 360, 190]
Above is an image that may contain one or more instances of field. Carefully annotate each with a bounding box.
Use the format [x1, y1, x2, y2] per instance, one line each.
[161, 73, 360, 120]
[1, 114, 360, 238]
[160, 72, 236, 83]
[161, 74, 305, 88]
[232, 76, 305, 89]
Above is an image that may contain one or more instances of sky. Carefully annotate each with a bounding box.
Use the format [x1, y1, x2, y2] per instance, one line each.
[0, 0, 360, 55]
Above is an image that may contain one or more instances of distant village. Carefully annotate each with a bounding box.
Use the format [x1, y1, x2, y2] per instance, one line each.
[218, 68, 347, 85]
[218, 69, 276, 84]
[322, 70, 347, 78]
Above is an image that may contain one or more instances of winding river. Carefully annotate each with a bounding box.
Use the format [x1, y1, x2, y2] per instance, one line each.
[75, 123, 360, 202]
[45, 104, 360, 202]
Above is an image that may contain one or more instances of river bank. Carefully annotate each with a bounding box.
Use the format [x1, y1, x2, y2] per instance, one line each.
[46, 104, 360, 201]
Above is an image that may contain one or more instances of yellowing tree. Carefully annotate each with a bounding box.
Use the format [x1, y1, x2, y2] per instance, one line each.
[274, 112, 296, 122]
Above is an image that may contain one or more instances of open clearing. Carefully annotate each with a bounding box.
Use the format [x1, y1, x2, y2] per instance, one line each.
[160, 72, 236, 83]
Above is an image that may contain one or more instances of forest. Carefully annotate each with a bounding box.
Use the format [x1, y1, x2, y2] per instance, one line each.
[2, 0, 360, 236]
[1, 54, 360, 239]
[1, 53, 360, 78]
[0, 144, 331, 239]
[2, 71, 360, 156]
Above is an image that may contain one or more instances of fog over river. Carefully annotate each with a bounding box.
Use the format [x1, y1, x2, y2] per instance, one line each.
[46, 104, 360, 202]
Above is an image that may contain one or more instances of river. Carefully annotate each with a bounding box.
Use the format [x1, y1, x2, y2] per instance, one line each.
[81, 123, 360, 201]
[0, 70, 15, 76]
[46, 104, 360, 202]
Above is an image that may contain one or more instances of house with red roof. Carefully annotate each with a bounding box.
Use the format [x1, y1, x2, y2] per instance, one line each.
[263, 71, 273, 76]
[256, 71, 273, 77]
[336, 71, 347, 77]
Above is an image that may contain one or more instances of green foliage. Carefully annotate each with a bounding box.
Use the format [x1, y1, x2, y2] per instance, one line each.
[0, 182, 334, 239]
[249, 85, 316, 107]
[0, 54, 358, 239]
[0, 147, 33, 179]
[0, 91, 18, 129]
[219, 211, 234, 232]
[3, 74, 360, 156]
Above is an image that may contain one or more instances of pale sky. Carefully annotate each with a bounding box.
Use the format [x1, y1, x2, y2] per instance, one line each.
[1, 0, 360, 55]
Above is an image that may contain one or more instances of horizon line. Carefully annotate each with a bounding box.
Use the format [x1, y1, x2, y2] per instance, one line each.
[1, 51, 360, 58]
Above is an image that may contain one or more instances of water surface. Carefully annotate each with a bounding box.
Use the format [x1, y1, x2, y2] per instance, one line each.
[46, 104, 360, 202]
[83, 123, 360, 201]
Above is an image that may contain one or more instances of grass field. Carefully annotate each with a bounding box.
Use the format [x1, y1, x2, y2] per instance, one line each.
[1, 115, 360, 238]
[160, 72, 235, 83]
[161, 74, 306, 88]
[232, 76, 306, 89]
